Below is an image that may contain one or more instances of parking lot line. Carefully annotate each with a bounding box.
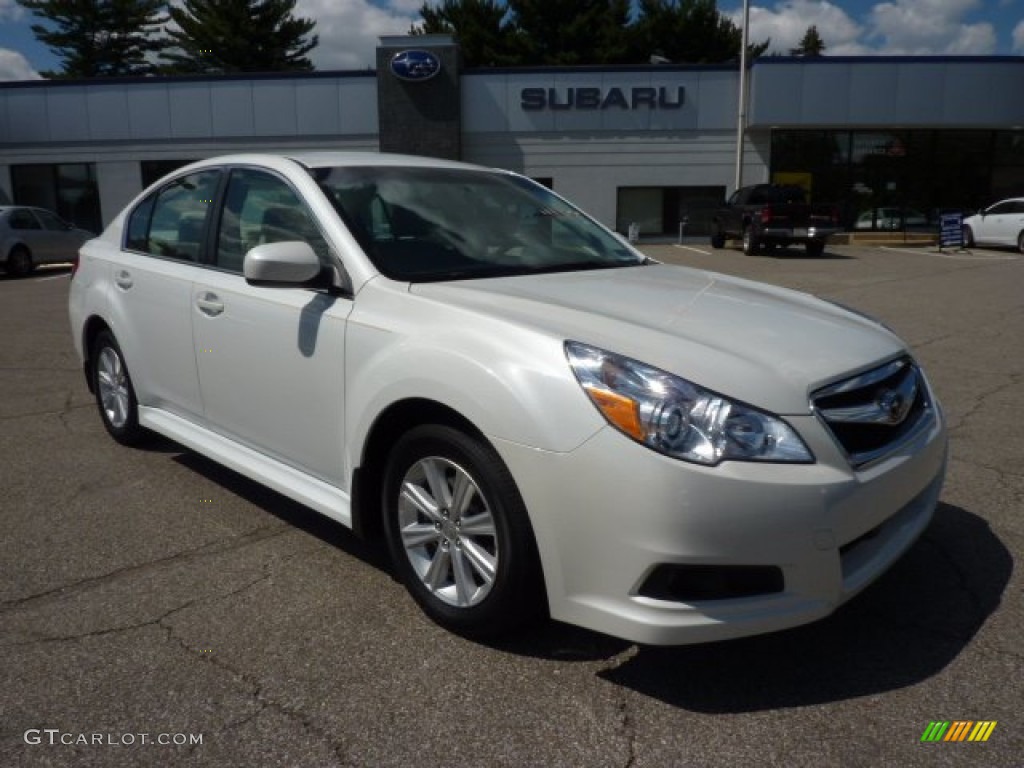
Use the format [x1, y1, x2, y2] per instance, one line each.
[674, 244, 712, 256]
[880, 246, 1020, 261]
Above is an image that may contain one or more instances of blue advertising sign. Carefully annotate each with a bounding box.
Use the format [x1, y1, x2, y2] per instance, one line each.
[939, 212, 963, 249]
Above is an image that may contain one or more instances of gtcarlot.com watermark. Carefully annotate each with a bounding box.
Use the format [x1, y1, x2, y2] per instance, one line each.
[24, 729, 203, 747]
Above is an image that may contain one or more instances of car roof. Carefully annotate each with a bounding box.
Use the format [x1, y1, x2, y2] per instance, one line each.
[179, 151, 492, 174]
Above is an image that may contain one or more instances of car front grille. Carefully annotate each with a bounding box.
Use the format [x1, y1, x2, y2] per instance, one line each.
[812, 357, 934, 468]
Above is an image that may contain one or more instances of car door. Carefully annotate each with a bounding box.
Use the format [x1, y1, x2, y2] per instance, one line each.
[8, 208, 46, 257]
[1009, 201, 1024, 246]
[33, 209, 78, 264]
[191, 166, 352, 488]
[103, 169, 221, 421]
[977, 201, 1014, 245]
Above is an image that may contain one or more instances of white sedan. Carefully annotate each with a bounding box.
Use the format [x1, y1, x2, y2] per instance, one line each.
[68, 153, 947, 645]
[962, 197, 1024, 252]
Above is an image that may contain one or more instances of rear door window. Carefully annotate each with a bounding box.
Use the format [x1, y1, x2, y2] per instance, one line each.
[125, 170, 221, 261]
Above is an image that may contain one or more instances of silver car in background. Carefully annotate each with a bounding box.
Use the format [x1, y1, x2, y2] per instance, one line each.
[1, 206, 94, 277]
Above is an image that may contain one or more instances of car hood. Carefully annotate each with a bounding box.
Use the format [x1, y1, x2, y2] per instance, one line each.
[410, 263, 905, 415]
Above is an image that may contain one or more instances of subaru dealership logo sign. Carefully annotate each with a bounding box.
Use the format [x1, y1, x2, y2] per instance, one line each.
[390, 50, 441, 82]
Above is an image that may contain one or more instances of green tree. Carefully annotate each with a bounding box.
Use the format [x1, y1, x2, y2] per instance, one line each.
[790, 25, 826, 56]
[161, 0, 317, 74]
[629, 0, 768, 64]
[16, 0, 168, 78]
[506, 0, 632, 66]
[411, 0, 515, 68]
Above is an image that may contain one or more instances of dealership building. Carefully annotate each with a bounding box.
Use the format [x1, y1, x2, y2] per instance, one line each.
[1, 34, 1023, 237]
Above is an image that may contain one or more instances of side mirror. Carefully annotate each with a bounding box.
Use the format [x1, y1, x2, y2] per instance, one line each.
[243, 241, 322, 286]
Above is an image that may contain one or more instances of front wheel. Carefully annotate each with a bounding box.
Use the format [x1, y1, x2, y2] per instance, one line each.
[963, 225, 975, 248]
[805, 241, 825, 258]
[91, 330, 146, 445]
[710, 230, 726, 249]
[382, 424, 544, 638]
[1017, 231, 1023, 254]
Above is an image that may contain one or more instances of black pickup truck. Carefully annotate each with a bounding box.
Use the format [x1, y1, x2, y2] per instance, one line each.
[711, 184, 841, 257]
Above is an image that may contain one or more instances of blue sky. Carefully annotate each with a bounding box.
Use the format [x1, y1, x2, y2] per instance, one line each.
[1, 0, 1023, 80]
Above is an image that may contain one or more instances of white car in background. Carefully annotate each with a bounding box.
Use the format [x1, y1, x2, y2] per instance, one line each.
[68, 152, 947, 645]
[962, 197, 1024, 252]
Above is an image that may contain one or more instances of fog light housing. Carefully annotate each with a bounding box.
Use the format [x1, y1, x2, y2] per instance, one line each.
[638, 564, 784, 602]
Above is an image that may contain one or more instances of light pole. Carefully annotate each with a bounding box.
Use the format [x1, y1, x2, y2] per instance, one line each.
[733, 0, 751, 192]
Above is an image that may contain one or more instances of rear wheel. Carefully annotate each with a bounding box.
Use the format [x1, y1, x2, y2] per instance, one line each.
[742, 227, 759, 255]
[710, 230, 726, 249]
[1018, 231, 1023, 254]
[963, 225, 975, 248]
[6, 246, 33, 277]
[805, 241, 825, 258]
[91, 330, 146, 445]
[382, 424, 544, 638]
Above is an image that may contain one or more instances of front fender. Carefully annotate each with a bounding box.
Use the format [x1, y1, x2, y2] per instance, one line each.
[344, 280, 603, 468]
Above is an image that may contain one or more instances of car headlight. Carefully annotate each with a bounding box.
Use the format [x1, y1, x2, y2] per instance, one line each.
[565, 341, 814, 466]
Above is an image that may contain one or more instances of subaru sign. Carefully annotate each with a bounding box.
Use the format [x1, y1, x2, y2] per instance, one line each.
[390, 50, 442, 82]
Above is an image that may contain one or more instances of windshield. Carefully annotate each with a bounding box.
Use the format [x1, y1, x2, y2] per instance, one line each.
[312, 165, 643, 281]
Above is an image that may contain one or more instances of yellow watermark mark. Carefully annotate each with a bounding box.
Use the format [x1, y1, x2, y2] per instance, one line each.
[920, 721, 997, 742]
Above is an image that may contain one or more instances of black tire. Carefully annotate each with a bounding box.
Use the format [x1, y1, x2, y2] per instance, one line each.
[1018, 231, 1023, 255]
[963, 225, 975, 248]
[382, 424, 544, 638]
[6, 246, 33, 277]
[805, 241, 825, 258]
[742, 227, 759, 255]
[710, 230, 726, 249]
[91, 330, 146, 446]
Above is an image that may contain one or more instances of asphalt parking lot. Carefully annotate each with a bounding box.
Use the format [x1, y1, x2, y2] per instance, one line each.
[1, 242, 1021, 767]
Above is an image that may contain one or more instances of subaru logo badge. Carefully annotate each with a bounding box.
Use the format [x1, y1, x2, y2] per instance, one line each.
[877, 389, 911, 425]
[390, 50, 441, 82]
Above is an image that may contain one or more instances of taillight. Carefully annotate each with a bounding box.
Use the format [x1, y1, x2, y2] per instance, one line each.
[759, 206, 773, 225]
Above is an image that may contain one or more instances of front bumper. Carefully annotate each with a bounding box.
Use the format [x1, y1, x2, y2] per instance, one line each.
[492, 403, 947, 646]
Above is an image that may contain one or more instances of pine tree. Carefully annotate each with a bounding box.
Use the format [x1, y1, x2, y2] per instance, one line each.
[629, 0, 769, 64]
[161, 0, 318, 74]
[411, 0, 515, 68]
[16, 0, 168, 78]
[506, 0, 632, 66]
[791, 25, 826, 56]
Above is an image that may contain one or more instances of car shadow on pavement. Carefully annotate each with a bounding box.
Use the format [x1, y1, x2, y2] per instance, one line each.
[596, 502, 1012, 711]
[170, 449, 391, 571]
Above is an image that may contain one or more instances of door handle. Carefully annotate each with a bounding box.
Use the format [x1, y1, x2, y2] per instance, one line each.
[196, 292, 224, 317]
[114, 270, 133, 290]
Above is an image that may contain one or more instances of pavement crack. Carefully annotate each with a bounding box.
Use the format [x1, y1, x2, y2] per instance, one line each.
[164, 612, 354, 766]
[0, 598, 200, 648]
[0, 402, 93, 423]
[0, 523, 290, 614]
[946, 371, 1023, 435]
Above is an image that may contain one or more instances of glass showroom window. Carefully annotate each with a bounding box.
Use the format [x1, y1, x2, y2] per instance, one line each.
[10, 163, 102, 234]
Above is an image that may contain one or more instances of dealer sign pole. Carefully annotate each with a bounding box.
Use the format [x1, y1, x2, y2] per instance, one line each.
[734, 0, 751, 193]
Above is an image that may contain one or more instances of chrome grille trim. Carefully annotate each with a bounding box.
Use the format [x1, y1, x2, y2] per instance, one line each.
[812, 357, 934, 469]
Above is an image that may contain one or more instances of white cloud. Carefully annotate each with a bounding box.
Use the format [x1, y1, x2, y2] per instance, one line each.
[297, 0, 421, 70]
[730, 1, 867, 55]
[0, 48, 41, 81]
[867, 0, 996, 54]
[1014, 19, 1024, 51]
[0, 0, 25, 21]
[732, 1, 1001, 56]
[386, 0, 427, 13]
